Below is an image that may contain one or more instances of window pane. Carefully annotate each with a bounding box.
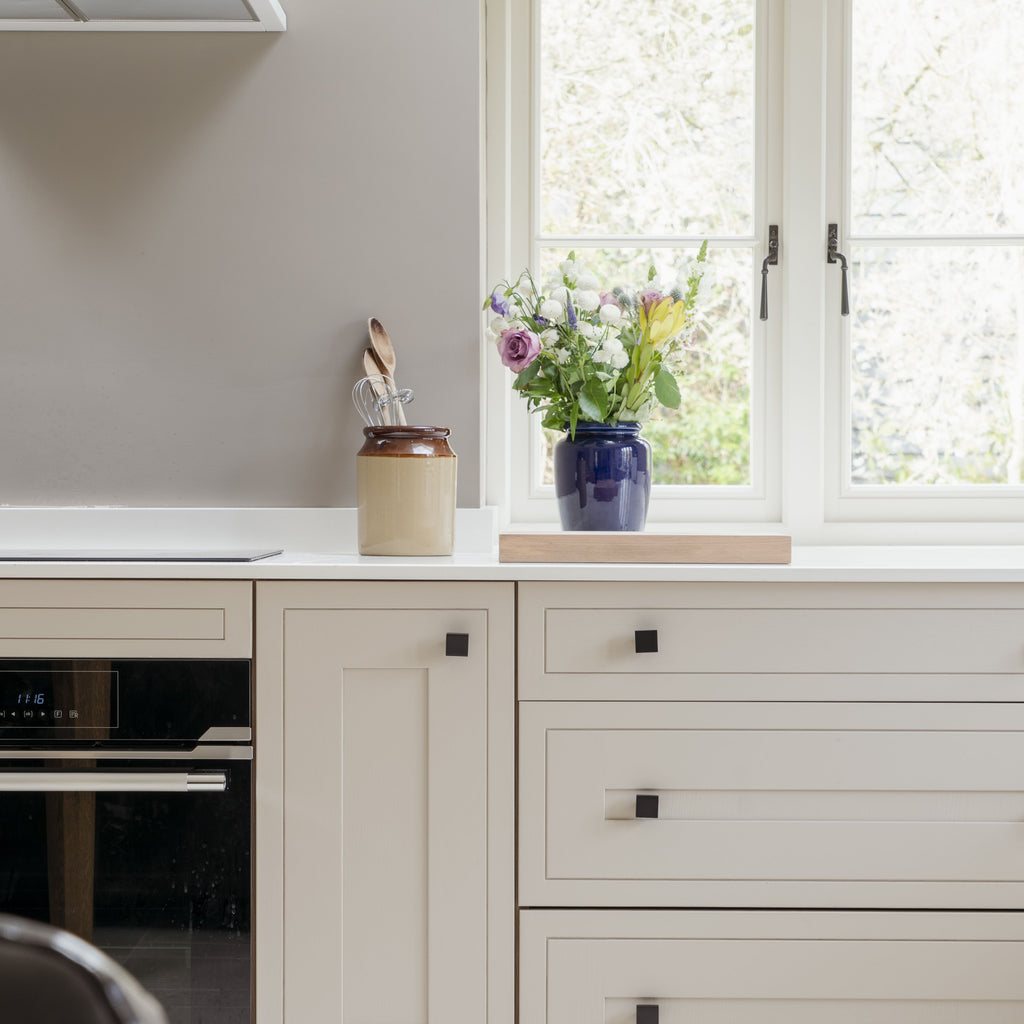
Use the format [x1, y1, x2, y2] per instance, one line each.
[536, 247, 751, 485]
[851, 0, 1024, 235]
[850, 246, 1024, 485]
[539, 0, 756, 237]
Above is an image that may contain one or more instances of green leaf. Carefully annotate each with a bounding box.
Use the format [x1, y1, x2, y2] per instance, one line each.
[514, 361, 542, 387]
[579, 378, 609, 422]
[654, 368, 682, 409]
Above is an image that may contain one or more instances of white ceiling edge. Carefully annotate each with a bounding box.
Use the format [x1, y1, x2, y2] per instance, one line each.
[0, 0, 285, 30]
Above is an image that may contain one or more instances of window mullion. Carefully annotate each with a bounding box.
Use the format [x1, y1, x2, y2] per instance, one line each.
[781, 0, 830, 543]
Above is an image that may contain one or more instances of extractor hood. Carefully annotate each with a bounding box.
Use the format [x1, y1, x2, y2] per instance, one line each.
[0, 0, 285, 31]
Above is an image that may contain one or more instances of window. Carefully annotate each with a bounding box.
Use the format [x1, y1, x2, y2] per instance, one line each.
[485, 0, 1024, 541]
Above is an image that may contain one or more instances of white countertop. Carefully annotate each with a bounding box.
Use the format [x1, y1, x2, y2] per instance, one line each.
[5, 508, 1024, 581]
[4, 545, 1024, 582]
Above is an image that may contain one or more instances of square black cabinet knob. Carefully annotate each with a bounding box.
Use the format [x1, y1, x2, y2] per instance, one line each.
[635, 793, 659, 819]
[636, 1005, 659, 1024]
[445, 633, 470, 657]
[634, 629, 659, 654]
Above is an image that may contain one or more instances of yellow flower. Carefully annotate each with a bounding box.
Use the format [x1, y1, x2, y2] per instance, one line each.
[640, 297, 689, 347]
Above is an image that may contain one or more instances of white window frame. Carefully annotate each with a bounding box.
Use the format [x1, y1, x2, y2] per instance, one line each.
[823, 0, 1024, 536]
[484, 0, 1024, 543]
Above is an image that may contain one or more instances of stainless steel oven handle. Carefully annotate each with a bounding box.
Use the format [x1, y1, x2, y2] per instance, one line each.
[0, 771, 227, 793]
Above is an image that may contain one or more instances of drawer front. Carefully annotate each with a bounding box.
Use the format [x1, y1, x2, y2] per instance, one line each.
[519, 582, 1024, 700]
[0, 580, 252, 657]
[520, 910, 1024, 1024]
[519, 701, 1024, 907]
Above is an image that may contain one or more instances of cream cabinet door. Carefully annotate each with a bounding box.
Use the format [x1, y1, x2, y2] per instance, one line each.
[0, 579, 252, 657]
[520, 700, 1024, 908]
[521, 910, 1024, 1024]
[256, 582, 514, 1024]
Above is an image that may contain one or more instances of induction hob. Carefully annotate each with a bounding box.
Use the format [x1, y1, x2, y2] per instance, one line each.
[0, 549, 282, 562]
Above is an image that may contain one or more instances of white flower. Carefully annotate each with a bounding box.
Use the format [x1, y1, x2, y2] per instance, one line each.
[594, 335, 624, 364]
[553, 346, 571, 364]
[575, 290, 601, 312]
[488, 316, 509, 337]
[577, 322, 597, 341]
[558, 259, 579, 284]
[540, 328, 559, 348]
[539, 299, 563, 320]
[577, 272, 600, 291]
[599, 303, 623, 325]
[550, 285, 570, 304]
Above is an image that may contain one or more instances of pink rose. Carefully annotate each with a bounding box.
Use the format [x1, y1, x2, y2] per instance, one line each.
[640, 288, 665, 314]
[498, 328, 541, 372]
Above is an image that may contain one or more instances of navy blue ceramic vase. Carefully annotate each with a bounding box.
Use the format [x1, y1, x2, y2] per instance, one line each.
[553, 422, 652, 531]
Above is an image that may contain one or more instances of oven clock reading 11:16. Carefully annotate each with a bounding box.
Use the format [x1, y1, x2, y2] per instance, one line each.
[18, 693, 47, 705]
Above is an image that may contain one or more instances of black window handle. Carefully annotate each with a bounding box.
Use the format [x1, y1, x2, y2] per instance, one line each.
[445, 633, 469, 657]
[827, 223, 850, 316]
[634, 629, 658, 654]
[759, 224, 779, 321]
[636, 1005, 659, 1024]
[635, 794, 659, 819]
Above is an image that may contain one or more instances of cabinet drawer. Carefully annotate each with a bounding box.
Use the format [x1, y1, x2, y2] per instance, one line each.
[518, 582, 1024, 701]
[519, 701, 1024, 907]
[520, 910, 1024, 1024]
[0, 580, 252, 657]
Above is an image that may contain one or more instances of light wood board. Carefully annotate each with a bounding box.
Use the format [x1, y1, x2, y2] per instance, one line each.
[498, 533, 791, 564]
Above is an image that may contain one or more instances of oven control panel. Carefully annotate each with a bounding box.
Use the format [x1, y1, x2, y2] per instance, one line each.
[0, 671, 117, 728]
[0, 659, 249, 743]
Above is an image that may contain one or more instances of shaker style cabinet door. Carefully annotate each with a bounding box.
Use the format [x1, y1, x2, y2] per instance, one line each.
[255, 582, 514, 1024]
[520, 910, 1024, 1024]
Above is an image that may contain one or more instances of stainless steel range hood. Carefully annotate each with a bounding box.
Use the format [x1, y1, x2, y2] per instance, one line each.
[0, 0, 285, 31]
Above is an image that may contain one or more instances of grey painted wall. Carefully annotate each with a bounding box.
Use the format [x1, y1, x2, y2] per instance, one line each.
[0, 0, 482, 507]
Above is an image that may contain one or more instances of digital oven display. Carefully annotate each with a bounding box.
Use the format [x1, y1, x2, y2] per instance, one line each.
[0, 670, 119, 728]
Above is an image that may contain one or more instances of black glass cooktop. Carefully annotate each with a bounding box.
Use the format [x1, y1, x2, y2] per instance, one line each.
[0, 549, 282, 562]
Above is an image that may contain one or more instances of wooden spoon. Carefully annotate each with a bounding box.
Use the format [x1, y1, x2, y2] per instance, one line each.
[367, 317, 406, 424]
[361, 348, 392, 425]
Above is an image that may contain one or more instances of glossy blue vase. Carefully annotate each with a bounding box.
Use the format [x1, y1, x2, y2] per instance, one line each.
[553, 422, 652, 531]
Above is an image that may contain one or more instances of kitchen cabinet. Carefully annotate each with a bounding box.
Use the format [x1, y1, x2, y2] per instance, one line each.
[0, 0, 286, 30]
[6, 566, 1024, 1022]
[0, 579, 252, 658]
[521, 911, 1024, 1023]
[517, 581, 1024, 1022]
[255, 581, 514, 1024]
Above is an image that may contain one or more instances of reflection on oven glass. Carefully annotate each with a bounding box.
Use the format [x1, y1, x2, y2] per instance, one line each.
[94, 926, 251, 1024]
[0, 763, 252, 1024]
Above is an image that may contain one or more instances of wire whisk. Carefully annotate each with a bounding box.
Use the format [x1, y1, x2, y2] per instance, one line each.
[352, 375, 414, 427]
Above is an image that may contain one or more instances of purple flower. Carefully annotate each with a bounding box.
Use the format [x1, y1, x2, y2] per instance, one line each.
[640, 288, 665, 314]
[599, 291, 621, 309]
[566, 294, 577, 329]
[489, 290, 511, 317]
[498, 328, 541, 372]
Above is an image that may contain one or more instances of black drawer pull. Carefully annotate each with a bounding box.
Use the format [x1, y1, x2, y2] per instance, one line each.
[445, 633, 469, 657]
[636, 1005, 659, 1024]
[635, 794, 659, 819]
[634, 629, 658, 653]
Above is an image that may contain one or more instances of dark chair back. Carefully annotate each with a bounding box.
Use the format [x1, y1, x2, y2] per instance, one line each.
[0, 914, 168, 1024]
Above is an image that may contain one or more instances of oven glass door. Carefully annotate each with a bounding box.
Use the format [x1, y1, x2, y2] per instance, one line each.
[0, 757, 251, 1024]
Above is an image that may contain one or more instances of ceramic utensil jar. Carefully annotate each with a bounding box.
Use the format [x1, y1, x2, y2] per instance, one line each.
[357, 426, 457, 555]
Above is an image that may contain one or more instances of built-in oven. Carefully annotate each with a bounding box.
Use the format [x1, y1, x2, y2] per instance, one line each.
[0, 659, 252, 1024]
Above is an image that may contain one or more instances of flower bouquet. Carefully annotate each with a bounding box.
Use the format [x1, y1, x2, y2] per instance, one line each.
[485, 246, 709, 436]
[484, 248, 710, 530]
